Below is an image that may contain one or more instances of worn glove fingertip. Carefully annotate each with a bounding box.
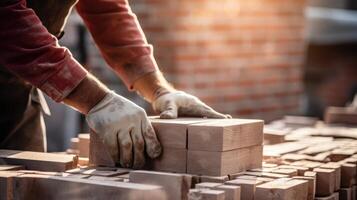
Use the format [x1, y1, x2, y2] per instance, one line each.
[160, 110, 177, 119]
[148, 143, 162, 159]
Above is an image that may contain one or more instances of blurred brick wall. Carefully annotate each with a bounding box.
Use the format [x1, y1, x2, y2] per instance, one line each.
[131, 0, 308, 121]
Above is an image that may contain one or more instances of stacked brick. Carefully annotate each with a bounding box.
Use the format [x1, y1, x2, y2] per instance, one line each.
[89, 117, 264, 176]
[2, 114, 357, 199]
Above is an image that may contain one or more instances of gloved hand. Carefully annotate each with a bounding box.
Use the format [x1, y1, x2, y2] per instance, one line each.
[86, 91, 162, 169]
[153, 91, 231, 119]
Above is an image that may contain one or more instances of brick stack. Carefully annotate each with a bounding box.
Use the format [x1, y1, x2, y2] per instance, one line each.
[89, 117, 264, 176]
[2, 115, 357, 199]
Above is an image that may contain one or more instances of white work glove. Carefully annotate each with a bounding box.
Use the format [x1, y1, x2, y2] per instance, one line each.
[86, 91, 162, 169]
[153, 91, 231, 119]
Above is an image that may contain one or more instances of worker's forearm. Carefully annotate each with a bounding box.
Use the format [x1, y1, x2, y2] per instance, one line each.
[63, 74, 109, 114]
[133, 71, 176, 103]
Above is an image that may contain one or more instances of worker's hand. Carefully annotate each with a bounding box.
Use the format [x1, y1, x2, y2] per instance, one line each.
[86, 91, 162, 169]
[153, 91, 231, 119]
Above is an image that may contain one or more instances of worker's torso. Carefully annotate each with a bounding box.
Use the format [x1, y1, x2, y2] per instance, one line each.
[0, 0, 78, 139]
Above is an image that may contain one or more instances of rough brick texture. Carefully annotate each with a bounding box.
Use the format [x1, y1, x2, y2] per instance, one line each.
[131, 0, 308, 120]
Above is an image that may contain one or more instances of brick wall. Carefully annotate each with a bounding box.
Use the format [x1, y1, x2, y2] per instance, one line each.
[131, 0, 308, 121]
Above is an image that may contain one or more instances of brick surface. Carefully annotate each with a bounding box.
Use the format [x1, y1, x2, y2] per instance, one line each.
[313, 168, 335, 196]
[187, 119, 263, 151]
[255, 178, 308, 200]
[146, 147, 187, 173]
[129, 170, 192, 200]
[225, 178, 264, 200]
[187, 145, 262, 176]
[0, 150, 78, 172]
[13, 173, 166, 200]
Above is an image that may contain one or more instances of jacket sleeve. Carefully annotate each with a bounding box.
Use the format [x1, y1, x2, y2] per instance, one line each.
[0, 0, 87, 102]
[76, 0, 158, 90]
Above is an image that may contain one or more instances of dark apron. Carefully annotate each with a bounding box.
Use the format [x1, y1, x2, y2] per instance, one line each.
[0, 0, 77, 152]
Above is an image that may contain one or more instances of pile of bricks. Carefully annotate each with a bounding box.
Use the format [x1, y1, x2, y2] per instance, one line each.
[1, 115, 357, 200]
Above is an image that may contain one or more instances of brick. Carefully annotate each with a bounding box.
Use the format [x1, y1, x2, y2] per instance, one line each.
[195, 182, 222, 189]
[291, 161, 322, 171]
[78, 157, 89, 166]
[187, 145, 262, 176]
[284, 115, 318, 127]
[340, 163, 357, 188]
[233, 175, 274, 183]
[225, 178, 264, 200]
[244, 171, 289, 179]
[293, 176, 316, 200]
[330, 149, 357, 162]
[339, 187, 353, 200]
[87, 176, 124, 182]
[78, 133, 90, 158]
[320, 162, 341, 191]
[270, 168, 298, 177]
[0, 149, 78, 172]
[314, 192, 339, 200]
[66, 167, 130, 177]
[13, 173, 166, 200]
[255, 178, 308, 200]
[313, 168, 335, 196]
[0, 171, 21, 200]
[187, 119, 263, 151]
[70, 137, 79, 150]
[215, 185, 241, 200]
[264, 142, 309, 157]
[129, 170, 192, 200]
[188, 189, 225, 200]
[149, 117, 210, 149]
[263, 128, 287, 145]
[200, 175, 229, 183]
[146, 147, 187, 173]
[324, 107, 357, 125]
[0, 165, 24, 171]
[278, 165, 309, 176]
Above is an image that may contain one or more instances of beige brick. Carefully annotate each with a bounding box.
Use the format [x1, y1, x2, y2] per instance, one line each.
[339, 187, 353, 200]
[255, 178, 308, 200]
[188, 119, 263, 151]
[0, 171, 22, 200]
[313, 168, 335, 196]
[293, 176, 316, 200]
[0, 150, 78, 172]
[340, 163, 357, 188]
[78, 134, 90, 158]
[278, 165, 309, 176]
[225, 178, 264, 200]
[129, 170, 192, 200]
[146, 147, 187, 173]
[215, 185, 241, 200]
[187, 145, 262, 176]
[314, 192, 339, 200]
[150, 117, 211, 149]
[0, 165, 24, 171]
[195, 182, 222, 189]
[188, 189, 225, 200]
[320, 162, 341, 191]
[13, 173, 166, 200]
[200, 175, 229, 183]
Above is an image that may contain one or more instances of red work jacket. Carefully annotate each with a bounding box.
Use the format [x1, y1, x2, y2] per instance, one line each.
[0, 0, 158, 102]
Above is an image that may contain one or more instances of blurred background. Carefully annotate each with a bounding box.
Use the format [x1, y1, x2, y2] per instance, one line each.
[45, 0, 357, 151]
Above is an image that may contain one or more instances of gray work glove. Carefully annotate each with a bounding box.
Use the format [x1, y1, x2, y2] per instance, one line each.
[86, 91, 162, 169]
[153, 91, 231, 119]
